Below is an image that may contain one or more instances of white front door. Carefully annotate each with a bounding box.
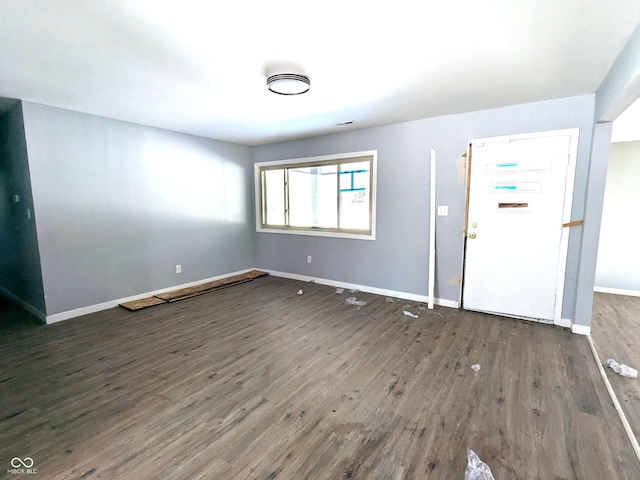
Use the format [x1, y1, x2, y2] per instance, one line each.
[463, 129, 578, 322]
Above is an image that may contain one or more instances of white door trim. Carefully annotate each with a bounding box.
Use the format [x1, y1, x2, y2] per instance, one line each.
[463, 128, 580, 325]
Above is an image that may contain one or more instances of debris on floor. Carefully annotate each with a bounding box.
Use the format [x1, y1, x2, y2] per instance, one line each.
[335, 288, 344, 294]
[417, 305, 426, 310]
[471, 364, 481, 372]
[437, 312, 444, 318]
[385, 297, 394, 303]
[465, 448, 495, 480]
[403, 311, 419, 319]
[345, 297, 366, 306]
[607, 359, 638, 378]
[349, 289, 359, 293]
[297, 289, 303, 295]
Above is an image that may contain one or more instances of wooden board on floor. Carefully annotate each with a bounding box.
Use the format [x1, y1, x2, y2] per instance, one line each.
[120, 296, 167, 311]
[154, 270, 268, 302]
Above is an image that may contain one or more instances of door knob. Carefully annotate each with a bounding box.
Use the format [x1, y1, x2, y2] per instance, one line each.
[469, 232, 477, 239]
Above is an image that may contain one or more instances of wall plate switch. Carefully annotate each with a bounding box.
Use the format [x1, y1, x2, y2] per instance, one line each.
[176, 265, 182, 274]
[307, 255, 312, 264]
[437, 206, 448, 216]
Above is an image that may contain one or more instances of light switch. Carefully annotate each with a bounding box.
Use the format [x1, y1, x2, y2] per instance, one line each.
[437, 206, 448, 216]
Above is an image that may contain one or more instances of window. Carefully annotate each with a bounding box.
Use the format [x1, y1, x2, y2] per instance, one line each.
[255, 151, 376, 239]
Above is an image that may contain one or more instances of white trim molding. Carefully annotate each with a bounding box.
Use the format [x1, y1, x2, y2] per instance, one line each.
[594, 286, 640, 297]
[554, 318, 572, 329]
[571, 323, 591, 336]
[254, 150, 378, 241]
[0, 287, 46, 322]
[554, 316, 590, 335]
[45, 268, 256, 324]
[265, 269, 459, 308]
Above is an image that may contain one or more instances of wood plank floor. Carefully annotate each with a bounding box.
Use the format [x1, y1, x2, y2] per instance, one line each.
[591, 292, 640, 445]
[1, 277, 638, 479]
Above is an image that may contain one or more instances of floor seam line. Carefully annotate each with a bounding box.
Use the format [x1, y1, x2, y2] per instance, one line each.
[587, 334, 640, 466]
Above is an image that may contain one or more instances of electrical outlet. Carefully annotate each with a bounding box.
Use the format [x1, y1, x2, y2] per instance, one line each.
[176, 265, 182, 274]
[307, 255, 312, 264]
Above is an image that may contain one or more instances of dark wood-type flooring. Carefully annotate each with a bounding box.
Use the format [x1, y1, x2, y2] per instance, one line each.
[591, 292, 640, 445]
[1, 277, 638, 479]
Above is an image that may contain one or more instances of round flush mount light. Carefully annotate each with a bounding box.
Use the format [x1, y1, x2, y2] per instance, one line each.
[267, 73, 310, 95]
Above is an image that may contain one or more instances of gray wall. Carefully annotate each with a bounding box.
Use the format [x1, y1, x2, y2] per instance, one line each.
[595, 141, 640, 291]
[573, 23, 640, 327]
[21, 102, 254, 315]
[595, 23, 640, 122]
[0, 102, 46, 315]
[252, 95, 596, 322]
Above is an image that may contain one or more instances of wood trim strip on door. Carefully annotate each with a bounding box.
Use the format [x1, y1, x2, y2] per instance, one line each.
[562, 220, 584, 228]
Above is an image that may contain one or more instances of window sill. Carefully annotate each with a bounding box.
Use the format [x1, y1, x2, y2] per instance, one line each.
[256, 227, 375, 241]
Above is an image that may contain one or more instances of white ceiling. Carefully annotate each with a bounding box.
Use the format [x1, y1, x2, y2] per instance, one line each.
[1, 1, 639, 146]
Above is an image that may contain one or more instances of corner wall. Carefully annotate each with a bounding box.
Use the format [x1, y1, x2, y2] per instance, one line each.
[22, 102, 254, 316]
[0, 102, 46, 317]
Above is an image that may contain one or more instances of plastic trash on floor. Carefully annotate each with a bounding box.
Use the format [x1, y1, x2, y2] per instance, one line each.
[345, 297, 366, 306]
[465, 448, 495, 480]
[296, 289, 303, 295]
[403, 311, 419, 318]
[385, 297, 394, 303]
[607, 359, 638, 378]
[471, 364, 481, 372]
[335, 288, 344, 294]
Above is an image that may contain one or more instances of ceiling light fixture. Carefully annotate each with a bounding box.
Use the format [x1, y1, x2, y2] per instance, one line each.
[267, 73, 310, 95]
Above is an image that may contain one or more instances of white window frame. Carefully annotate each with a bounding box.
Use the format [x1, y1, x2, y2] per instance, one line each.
[255, 150, 377, 240]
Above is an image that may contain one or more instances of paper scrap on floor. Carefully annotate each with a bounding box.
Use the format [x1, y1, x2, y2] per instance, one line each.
[465, 448, 495, 480]
[345, 297, 366, 306]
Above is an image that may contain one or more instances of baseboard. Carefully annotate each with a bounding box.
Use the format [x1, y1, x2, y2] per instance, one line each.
[45, 268, 256, 324]
[571, 323, 591, 336]
[0, 287, 46, 322]
[264, 269, 459, 308]
[554, 318, 572, 329]
[554, 316, 590, 335]
[594, 286, 640, 297]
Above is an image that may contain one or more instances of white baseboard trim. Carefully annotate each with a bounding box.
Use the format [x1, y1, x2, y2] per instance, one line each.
[555, 318, 572, 329]
[0, 287, 46, 322]
[594, 286, 640, 297]
[45, 268, 256, 324]
[264, 269, 459, 308]
[571, 323, 591, 336]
